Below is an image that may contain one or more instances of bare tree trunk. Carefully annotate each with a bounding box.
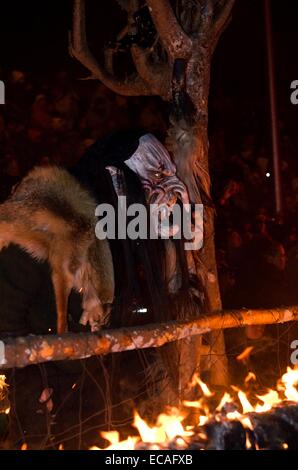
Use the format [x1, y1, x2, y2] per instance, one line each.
[163, 3, 234, 387]
[168, 119, 228, 389]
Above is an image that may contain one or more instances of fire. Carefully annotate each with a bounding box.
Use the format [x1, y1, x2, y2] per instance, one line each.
[245, 371, 256, 383]
[237, 346, 254, 363]
[91, 409, 193, 450]
[0, 375, 9, 416]
[255, 389, 281, 412]
[90, 432, 139, 450]
[87, 366, 298, 450]
[192, 373, 214, 397]
[216, 392, 233, 411]
[4, 366, 298, 450]
[237, 390, 255, 413]
[134, 409, 191, 443]
[133, 412, 166, 443]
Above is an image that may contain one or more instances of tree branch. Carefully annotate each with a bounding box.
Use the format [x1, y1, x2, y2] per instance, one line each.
[70, 0, 151, 96]
[146, 0, 193, 59]
[1, 306, 297, 369]
[131, 45, 171, 99]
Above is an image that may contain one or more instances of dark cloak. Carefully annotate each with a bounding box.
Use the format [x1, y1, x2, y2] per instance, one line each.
[70, 130, 205, 403]
[70, 130, 203, 328]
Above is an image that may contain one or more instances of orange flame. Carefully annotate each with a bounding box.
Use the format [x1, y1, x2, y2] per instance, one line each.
[89, 367, 298, 450]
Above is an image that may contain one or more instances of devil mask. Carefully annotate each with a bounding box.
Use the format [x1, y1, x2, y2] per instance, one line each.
[124, 133, 189, 208]
[71, 131, 190, 238]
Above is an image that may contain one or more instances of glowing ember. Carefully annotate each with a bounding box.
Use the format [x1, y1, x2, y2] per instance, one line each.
[226, 410, 242, 420]
[193, 374, 214, 397]
[240, 416, 253, 430]
[255, 389, 281, 412]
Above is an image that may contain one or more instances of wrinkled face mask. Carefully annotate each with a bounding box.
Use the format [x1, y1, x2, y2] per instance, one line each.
[124, 134, 189, 235]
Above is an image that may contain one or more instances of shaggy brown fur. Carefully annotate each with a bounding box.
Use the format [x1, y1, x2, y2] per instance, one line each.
[0, 166, 114, 334]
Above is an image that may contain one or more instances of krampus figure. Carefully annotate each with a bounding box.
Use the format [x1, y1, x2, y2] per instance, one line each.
[72, 130, 205, 329]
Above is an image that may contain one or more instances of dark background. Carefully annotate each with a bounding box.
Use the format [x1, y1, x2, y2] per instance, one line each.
[0, 0, 297, 131]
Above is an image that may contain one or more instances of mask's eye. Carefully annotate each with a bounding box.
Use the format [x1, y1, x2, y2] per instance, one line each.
[154, 171, 163, 179]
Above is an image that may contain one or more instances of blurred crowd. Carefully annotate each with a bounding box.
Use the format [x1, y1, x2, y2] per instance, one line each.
[0, 68, 167, 202]
[209, 120, 298, 385]
[211, 131, 298, 311]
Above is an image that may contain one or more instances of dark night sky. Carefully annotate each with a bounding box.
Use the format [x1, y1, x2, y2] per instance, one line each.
[0, 1, 297, 79]
[0, 0, 297, 149]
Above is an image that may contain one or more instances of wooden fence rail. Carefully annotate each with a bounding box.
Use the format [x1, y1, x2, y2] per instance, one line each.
[0, 306, 297, 369]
